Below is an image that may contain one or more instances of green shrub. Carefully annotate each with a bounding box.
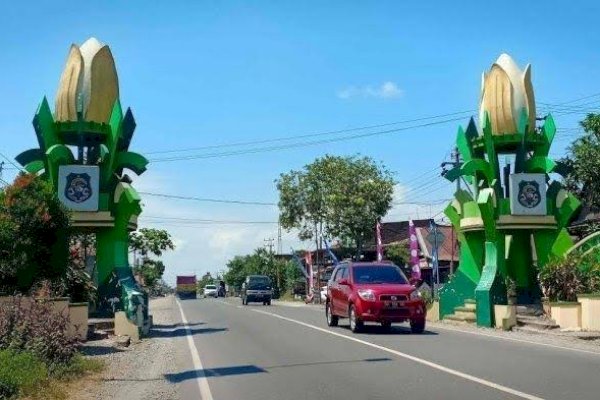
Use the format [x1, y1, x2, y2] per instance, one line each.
[539, 256, 584, 302]
[419, 287, 434, 306]
[578, 256, 600, 294]
[0, 350, 47, 399]
[0, 296, 80, 367]
[538, 254, 600, 302]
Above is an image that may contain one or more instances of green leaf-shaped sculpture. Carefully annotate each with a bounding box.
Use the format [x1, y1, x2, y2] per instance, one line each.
[439, 54, 581, 327]
[16, 38, 149, 327]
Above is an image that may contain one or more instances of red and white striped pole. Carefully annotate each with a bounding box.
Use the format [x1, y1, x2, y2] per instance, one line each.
[409, 219, 421, 280]
[376, 221, 383, 262]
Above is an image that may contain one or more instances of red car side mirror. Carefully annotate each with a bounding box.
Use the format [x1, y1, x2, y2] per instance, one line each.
[338, 278, 349, 286]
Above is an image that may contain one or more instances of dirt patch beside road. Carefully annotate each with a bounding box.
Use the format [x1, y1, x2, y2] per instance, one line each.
[69, 296, 183, 400]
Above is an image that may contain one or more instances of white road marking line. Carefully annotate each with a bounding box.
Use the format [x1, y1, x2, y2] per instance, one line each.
[251, 308, 544, 400]
[274, 302, 323, 311]
[268, 303, 600, 357]
[176, 299, 214, 400]
[432, 324, 600, 357]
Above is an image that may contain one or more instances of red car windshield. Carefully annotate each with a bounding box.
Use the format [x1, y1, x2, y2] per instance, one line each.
[352, 265, 408, 284]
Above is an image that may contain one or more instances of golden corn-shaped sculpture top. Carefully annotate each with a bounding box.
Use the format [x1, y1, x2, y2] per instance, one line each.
[55, 37, 119, 124]
[479, 54, 536, 135]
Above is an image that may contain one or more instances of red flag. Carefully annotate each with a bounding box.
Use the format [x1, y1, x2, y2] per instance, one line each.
[376, 221, 383, 262]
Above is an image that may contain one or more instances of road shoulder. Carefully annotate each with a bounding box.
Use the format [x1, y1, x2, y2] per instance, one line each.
[69, 296, 184, 400]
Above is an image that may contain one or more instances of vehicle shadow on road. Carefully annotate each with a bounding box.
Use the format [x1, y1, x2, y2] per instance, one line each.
[341, 325, 438, 335]
[164, 365, 267, 383]
[150, 327, 228, 338]
[163, 358, 393, 383]
[263, 357, 393, 370]
[153, 322, 205, 329]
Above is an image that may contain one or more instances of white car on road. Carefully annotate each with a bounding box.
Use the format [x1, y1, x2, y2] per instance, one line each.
[320, 285, 327, 302]
[204, 284, 218, 298]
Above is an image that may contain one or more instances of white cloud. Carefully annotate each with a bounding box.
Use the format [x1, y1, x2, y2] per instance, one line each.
[337, 81, 403, 100]
[131, 173, 306, 285]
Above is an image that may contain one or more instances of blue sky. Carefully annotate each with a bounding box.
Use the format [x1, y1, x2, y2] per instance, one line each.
[1, 1, 599, 283]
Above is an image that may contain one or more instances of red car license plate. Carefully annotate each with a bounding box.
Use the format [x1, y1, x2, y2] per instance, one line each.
[385, 301, 405, 308]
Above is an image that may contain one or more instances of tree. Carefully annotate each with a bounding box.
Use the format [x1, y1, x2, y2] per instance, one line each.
[223, 248, 296, 296]
[0, 174, 70, 294]
[561, 113, 600, 216]
[130, 228, 174, 257]
[385, 240, 410, 268]
[129, 228, 175, 288]
[277, 155, 395, 257]
[198, 272, 215, 289]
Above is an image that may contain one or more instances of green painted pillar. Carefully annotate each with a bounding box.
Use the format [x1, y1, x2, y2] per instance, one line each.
[475, 238, 506, 327]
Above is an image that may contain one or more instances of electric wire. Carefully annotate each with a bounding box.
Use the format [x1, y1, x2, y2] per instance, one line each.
[144, 109, 476, 156]
[148, 115, 470, 162]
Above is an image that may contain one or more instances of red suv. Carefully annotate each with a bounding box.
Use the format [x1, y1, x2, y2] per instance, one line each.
[325, 262, 426, 333]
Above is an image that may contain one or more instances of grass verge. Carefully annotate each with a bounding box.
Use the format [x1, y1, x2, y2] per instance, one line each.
[0, 350, 103, 400]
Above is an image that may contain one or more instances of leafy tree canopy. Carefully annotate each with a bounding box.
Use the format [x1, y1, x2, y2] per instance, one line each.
[0, 174, 70, 293]
[561, 113, 600, 215]
[277, 155, 395, 255]
[130, 228, 175, 257]
[129, 228, 175, 289]
[385, 240, 410, 268]
[224, 248, 299, 294]
[198, 272, 216, 288]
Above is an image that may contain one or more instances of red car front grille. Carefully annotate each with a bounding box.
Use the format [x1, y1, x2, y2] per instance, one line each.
[379, 294, 408, 301]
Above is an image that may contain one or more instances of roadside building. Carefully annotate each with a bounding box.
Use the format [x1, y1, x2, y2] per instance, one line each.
[294, 219, 459, 298]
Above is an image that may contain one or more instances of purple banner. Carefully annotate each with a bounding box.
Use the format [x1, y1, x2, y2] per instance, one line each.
[409, 219, 421, 280]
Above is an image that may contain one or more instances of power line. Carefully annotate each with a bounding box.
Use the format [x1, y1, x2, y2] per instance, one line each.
[144, 109, 476, 156]
[395, 165, 441, 185]
[402, 176, 446, 196]
[141, 215, 278, 224]
[148, 115, 470, 163]
[140, 191, 277, 206]
[542, 92, 600, 107]
[0, 152, 24, 172]
[394, 199, 450, 205]
[147, 96, 600, 162]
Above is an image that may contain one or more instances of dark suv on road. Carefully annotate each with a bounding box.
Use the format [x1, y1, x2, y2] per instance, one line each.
[241, 275, 272, 305]
[325, 261, 426, 333]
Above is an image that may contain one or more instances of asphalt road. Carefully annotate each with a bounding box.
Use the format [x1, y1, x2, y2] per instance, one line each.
[171, 297, 600, 400]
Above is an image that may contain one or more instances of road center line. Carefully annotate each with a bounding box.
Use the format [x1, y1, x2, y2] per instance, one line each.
[432, 324, 600, 357]
[251, 308, 544, 400]
[176, 299, 214, 400]
[215, 299, 235, 307]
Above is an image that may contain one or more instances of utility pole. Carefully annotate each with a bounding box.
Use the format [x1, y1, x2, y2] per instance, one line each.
[264, 237, 275, 253]
[277, 222, 282, 255]
[264, 238, 278, 295]
[441, 147, 462, 275]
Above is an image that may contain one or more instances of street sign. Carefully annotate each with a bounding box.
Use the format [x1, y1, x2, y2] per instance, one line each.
[427, 230, 445, 247]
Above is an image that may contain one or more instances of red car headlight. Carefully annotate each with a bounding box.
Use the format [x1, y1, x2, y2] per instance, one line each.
[357, 289, 376, 301]
[410, 290, 422, 301]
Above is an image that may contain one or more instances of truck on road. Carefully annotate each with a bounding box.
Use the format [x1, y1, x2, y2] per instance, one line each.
[176, 275, 197, 299]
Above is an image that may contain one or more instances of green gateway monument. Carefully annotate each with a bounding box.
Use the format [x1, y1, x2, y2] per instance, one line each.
[439, 54, 581, 326]
[15, 38, 149, 326]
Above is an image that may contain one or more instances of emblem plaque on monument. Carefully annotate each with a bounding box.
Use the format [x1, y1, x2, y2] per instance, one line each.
[509, 173, 546, 215]
[58, 165, 100, 211]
